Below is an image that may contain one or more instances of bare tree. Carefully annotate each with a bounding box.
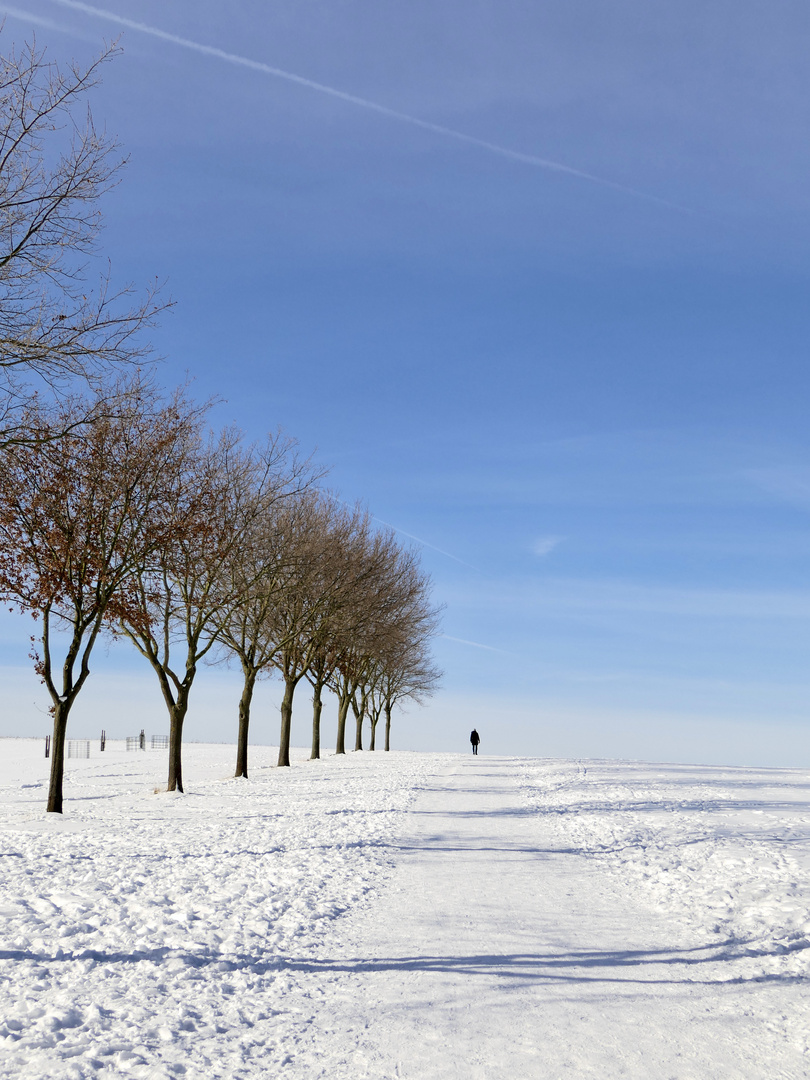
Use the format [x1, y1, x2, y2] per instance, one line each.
[0, 32, 164, 445]
[0, 377, 197, 812]
[343, 536, 443, 753]
[302, 502, 383, 761]
[380, 640, 442, 751]
[218, 493, 443, 768]
[267, 493, 365, 767]
[213, 439, 319, 778]
[215, 506, 288, 780]
[119, 427, 290, 793]
[361, 536, 441, 752]
[324, 517, 417, 755]
[383, 589, 443, 751]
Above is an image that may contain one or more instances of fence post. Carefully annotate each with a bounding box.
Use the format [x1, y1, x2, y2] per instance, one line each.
[100, 729, 106, 752]
[45, 734, 50, 758]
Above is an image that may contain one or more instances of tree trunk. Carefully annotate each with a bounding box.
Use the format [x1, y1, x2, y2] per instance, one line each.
[310, 679, 324, 760]
[235, 665, 257, 778]
[167, 693, 189, 792]
[353, 697, 363, 752]
[46, 700, 70, 813]
[335, 689, 350, 755]
[384, 703, 392, 751]
[277, 675, 297, 767]
[369, 710, 379, 751]
[43, 614, 94, 812]
[152, 666, 194, 794]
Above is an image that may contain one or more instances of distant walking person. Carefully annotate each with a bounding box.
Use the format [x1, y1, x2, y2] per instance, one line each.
[470, 729, 480, 755]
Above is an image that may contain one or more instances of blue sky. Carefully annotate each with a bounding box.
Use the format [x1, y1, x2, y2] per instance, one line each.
[1, 1, 809, 765]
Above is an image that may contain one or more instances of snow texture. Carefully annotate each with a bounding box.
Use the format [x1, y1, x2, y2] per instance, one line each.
[0, 740, 808, 1077]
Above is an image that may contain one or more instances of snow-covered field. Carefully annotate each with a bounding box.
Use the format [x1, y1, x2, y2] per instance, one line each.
[519, 759, 810, 980]
[0, 740, 435, 1078]
[1, 740, 808, 1078]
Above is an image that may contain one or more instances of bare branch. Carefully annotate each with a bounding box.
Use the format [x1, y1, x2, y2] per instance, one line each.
[0, 31, 169, 445]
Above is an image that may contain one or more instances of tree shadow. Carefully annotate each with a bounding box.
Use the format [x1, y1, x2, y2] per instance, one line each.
[2, 937, 807, 988]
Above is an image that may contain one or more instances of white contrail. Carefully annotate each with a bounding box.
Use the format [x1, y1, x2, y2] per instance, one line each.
[370, 515, 482, 573]
[48, 0, 687, 212]
[0, 4, 75, 33]
[441, 634, 514, 656]
[333, 499, 481, 572]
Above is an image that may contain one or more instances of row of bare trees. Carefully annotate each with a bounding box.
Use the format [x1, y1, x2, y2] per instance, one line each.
[0, 31, 441, 813]
[0, 379, 441, 812]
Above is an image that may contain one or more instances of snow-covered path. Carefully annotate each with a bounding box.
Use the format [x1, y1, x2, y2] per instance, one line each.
[1, 743, 808, 1078]
[289, 757, 810, 1079]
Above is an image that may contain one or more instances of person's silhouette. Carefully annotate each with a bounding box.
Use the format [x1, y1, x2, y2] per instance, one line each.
[470, 729, 480, 755]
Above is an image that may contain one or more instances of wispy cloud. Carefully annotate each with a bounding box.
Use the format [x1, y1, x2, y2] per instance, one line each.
[744, 466, 810, 508]
[532, 535, 563, 557]
[48, 0, 688, 213]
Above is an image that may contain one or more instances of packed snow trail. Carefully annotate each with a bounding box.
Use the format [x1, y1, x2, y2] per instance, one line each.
[287, 757, 809, 1078]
